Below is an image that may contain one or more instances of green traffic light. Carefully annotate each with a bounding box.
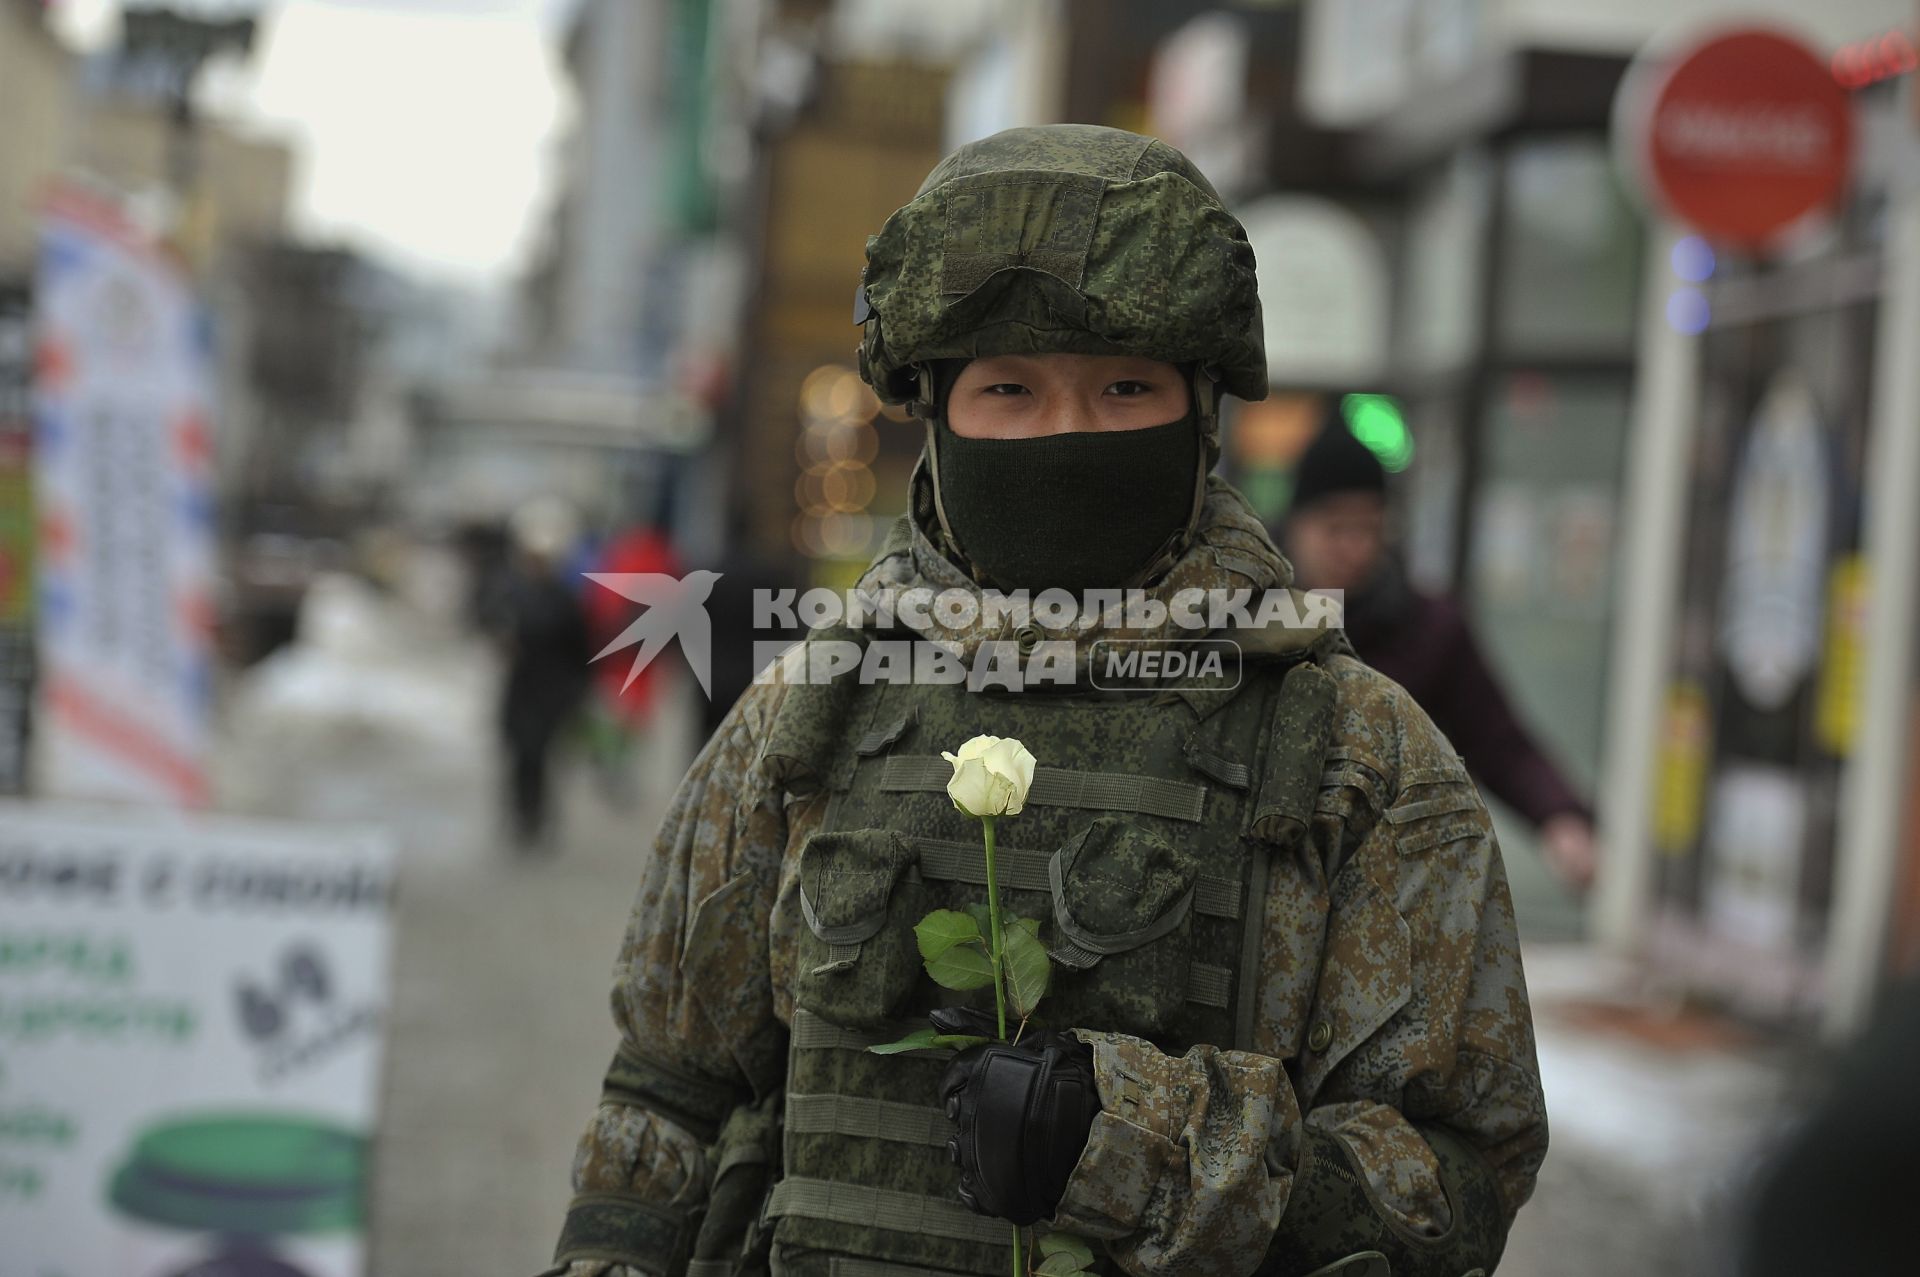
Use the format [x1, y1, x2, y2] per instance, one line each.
[1341, 394, 1413, 472]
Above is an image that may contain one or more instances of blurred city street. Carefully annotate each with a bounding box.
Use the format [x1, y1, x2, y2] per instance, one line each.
[4, 0, 1919, 1273]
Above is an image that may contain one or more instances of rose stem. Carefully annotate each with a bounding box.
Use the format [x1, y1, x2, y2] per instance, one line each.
[983, 815, 1020, 1277]
[981, 814, 1009, 1042]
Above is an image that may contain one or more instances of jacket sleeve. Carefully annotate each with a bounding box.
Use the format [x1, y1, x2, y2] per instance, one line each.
[1050, 680, 1549, 1277]
[548, 679, 795, 1277]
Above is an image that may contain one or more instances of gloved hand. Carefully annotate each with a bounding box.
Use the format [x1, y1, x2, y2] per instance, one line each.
[932, 1006, 1101, 1226]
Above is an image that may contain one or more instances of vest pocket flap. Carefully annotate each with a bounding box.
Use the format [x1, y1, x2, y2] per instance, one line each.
[1046, 817, 1198, 967]
[793, 830, 926, 1028]
[1041, 818, 1201, 1036]
[799, 829, 920, 944]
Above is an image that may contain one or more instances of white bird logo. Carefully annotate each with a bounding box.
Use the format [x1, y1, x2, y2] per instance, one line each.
[583, 570, 724, 699]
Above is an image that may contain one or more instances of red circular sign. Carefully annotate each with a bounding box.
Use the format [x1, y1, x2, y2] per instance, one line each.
[1634, 27, 1854, 249]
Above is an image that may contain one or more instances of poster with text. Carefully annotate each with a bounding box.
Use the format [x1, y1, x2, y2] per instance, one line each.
[0, 801, 395, 1277]
[33, 189, 217, 807]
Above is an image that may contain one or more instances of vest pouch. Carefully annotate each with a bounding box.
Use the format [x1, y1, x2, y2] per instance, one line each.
[793, 828, 927, 1028]
[689, 1091, 782, 1277]
[1043, 816, 1199, 1037]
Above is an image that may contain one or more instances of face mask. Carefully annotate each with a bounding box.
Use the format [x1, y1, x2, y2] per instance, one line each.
[930, 409, 1200, 593]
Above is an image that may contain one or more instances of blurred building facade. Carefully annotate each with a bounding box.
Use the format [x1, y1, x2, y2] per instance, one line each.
[0, 1, 76, 274]
[491, 0, 752, 564]
[1274, 0, 1920, 1035]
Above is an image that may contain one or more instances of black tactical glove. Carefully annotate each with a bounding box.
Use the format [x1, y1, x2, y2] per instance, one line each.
[932, 1006, 1101, 1226]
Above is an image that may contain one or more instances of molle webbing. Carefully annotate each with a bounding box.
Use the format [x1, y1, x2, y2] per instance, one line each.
[1187, 962, 1232, 1008]
[787, 1092, 949, 1147]
[912, 834, 1244, 919]
[767, 1178, 1011, 1247]
[602, 1042, 742, 1144]
[854, 710, 918, 756]
[877, 755, 1208, 822]
[793, 1008, 942, 1056]
[828, 1260, 977, 1277]
[1182, 742, 1251, 789]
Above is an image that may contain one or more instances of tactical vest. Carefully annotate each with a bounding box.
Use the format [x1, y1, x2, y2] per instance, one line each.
[724, 621, 1342, 1277]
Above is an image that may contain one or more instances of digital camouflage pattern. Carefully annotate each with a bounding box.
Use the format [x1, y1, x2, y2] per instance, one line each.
[856, 124, 1268, 409]
[545, 473, 1548, 1277]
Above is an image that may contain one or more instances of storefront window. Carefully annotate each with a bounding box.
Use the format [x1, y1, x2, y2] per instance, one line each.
[1466, 372, 1627, 793]
[1495, 137, 1641, 356]
[1655, 288, 1878, 1019]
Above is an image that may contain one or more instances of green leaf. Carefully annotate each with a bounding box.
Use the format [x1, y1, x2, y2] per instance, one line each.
[866, 1027, 940, 1055]
[915, 909, 981, 961]
[1035, 1253, 1088, 1276]
[925, 939, 996, 991]
[1039, 1232, 1096, 1267]
[965, 901, 994, 934]
[1010, 915, 1041, 940]
[928, 1033, 990, 1050]
[1003, 921, 1052, 1018]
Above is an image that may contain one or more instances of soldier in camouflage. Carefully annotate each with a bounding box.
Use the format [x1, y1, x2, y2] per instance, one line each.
[544, 124, 1548, 1277]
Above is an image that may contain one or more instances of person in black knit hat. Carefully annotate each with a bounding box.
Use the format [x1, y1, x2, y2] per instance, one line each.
[1283, 406, 1600, 891]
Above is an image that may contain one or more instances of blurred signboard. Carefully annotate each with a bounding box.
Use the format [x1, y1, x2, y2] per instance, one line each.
[1616, 25, 1854, 249]
[1719, 369, 1828, 712]
[1703, 765, 1807, 955]
[1238, 196, 1390, 386]
[0, 801, 395, 1277]
[31, 187, 217, 807]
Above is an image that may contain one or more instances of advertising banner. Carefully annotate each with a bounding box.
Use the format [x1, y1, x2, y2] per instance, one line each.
[32, 188, 217, 807]
[0, 801, 395, 1277]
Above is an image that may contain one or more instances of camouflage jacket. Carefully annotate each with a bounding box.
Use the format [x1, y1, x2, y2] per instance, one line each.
[548, 477, 1548, 1277]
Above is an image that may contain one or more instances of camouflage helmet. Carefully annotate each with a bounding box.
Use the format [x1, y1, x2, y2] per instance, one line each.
[855, 124, 1268, 422]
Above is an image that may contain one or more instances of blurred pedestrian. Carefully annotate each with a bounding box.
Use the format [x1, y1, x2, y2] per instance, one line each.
[578, 520, 680, 806]
[497, 497, 591, 851]
[1282, 410, 1600, 890]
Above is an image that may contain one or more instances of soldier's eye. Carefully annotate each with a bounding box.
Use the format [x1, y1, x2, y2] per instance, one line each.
[1107, 380, 1153, 396]
[982, 383, 1029, 396]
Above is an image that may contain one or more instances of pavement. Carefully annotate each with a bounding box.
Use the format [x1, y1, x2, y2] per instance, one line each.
[209, 578, 1802, 1277]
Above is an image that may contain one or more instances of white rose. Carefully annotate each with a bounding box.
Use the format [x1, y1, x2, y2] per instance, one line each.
[940, 734, 1037, 818]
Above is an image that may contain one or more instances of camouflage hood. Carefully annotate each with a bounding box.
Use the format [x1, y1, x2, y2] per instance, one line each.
[844, 454, 1332, 676]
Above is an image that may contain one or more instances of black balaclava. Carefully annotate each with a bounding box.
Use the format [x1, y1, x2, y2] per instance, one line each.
[927, 360, 1201, 593]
